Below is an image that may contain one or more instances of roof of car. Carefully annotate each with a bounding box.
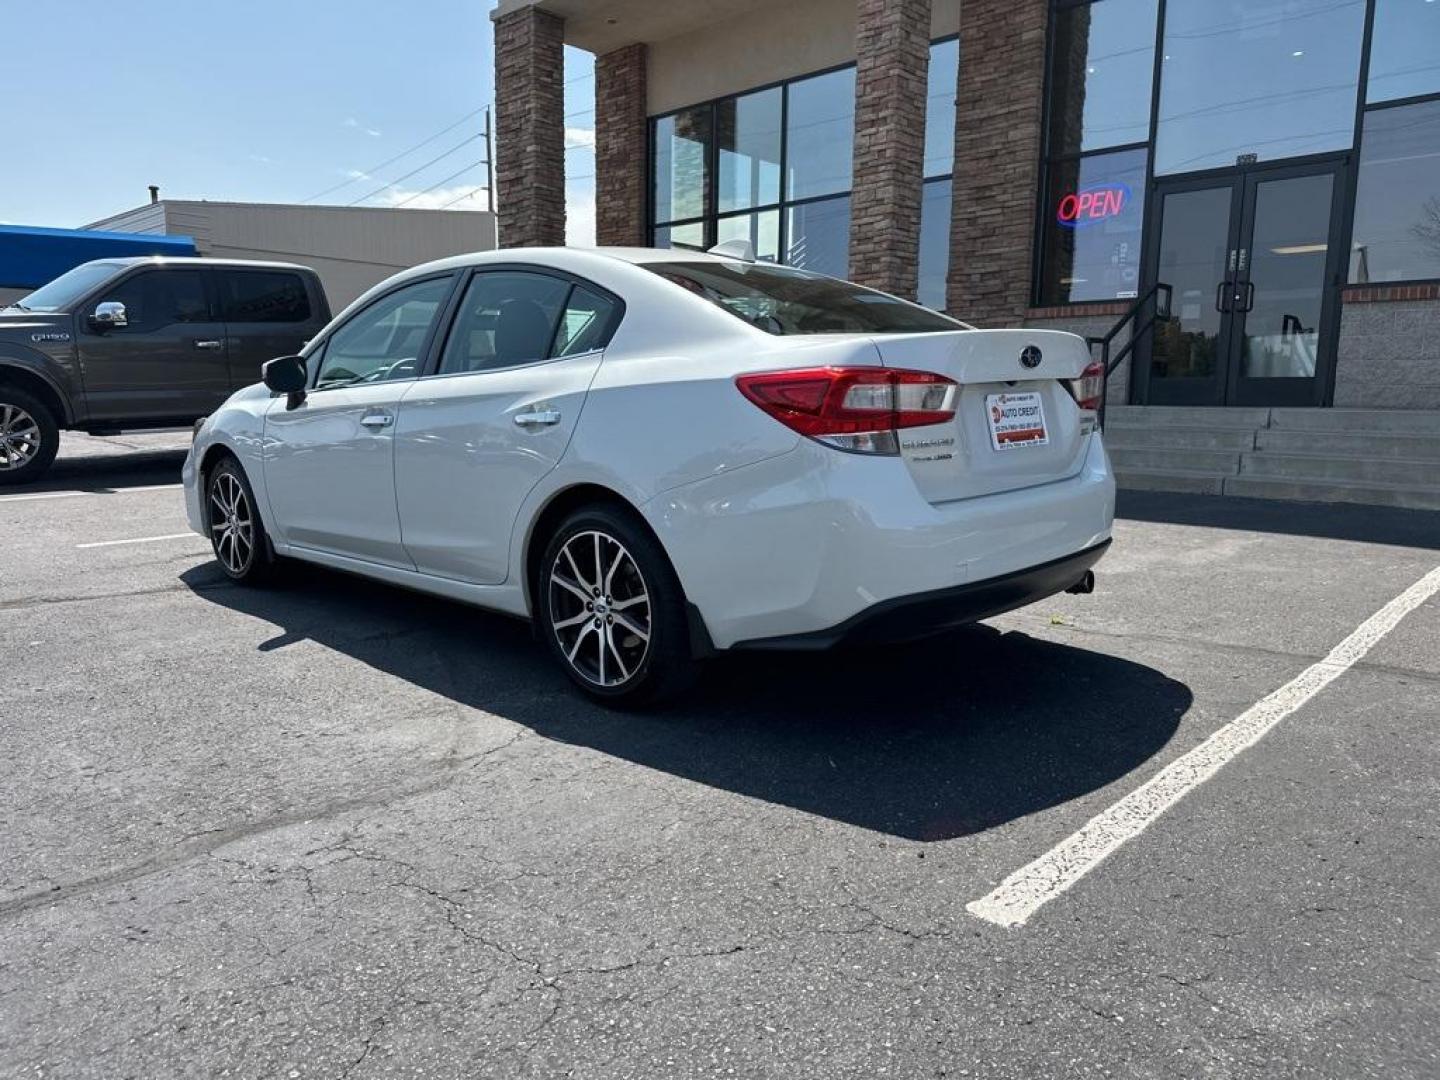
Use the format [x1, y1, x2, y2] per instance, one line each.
[94, 255, 313, 272]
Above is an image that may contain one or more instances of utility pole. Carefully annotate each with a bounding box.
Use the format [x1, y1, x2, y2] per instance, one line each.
[483, 107, 495, 214]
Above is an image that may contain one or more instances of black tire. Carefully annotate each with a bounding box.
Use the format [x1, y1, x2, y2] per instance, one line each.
[537, 504, 700, 707]
[206, 455, 277, 584]
[0, 385, 60, 486]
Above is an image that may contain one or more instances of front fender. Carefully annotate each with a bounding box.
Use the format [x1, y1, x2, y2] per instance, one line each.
[0, 344, 78, 423]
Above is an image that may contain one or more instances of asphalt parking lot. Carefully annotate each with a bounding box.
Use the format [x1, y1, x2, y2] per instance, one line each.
[2, 434, 1437, 1079]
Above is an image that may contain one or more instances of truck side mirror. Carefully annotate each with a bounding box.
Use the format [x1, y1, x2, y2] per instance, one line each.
[89, 301, 128, 330]
[262, 354, 308, 408]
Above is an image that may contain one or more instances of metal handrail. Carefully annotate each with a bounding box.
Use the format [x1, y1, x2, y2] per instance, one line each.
[1084, 281, 1173, 427]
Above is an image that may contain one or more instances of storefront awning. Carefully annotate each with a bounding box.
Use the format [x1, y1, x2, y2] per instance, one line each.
[0, 224, 197, 290]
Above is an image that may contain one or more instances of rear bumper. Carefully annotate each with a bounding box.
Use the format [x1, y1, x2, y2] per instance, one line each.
[733, 539, 1109, 650]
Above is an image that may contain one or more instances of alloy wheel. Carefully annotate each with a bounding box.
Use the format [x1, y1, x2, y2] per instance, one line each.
[0, 403, 42, 472]
[210, 472, 255, 575]
[548, 530, 652, 687]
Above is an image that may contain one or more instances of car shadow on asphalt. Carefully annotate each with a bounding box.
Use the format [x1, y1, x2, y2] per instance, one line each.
[180, 562, 1191, 842]
[16, 450, 188, 495]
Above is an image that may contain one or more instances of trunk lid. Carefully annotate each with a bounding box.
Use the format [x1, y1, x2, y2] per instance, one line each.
[871, 329, 1094, 504]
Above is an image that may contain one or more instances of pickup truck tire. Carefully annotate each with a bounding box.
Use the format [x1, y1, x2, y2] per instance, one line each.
[0, 385, 60, 486]
[206, 456, 277, 584]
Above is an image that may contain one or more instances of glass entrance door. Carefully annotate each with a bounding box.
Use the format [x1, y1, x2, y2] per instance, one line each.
[1142, 160, 1343, 406]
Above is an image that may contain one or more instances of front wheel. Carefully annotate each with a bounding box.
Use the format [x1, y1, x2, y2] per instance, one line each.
[0, 387, 59, 486]
[206, 457, 276, 584]
[538, 506, 699, 707]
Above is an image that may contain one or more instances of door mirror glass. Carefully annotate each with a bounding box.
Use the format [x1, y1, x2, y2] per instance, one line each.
[262, 354, 308, 395]
[90, 301, 127, 329]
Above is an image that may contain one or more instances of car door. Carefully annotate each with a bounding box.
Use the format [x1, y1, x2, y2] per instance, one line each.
[394, 269, 622, 584]
[77, 268, 231, 423]
[262, 273, 457, 568]
[216, 268, 322, 389]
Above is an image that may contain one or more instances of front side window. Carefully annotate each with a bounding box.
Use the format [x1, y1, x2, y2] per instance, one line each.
[1038, 147, 1148, 305]
[641, 261, 963, 336]
[315, 276, 452, 389]
[437, 271, 571, 374]
[221, 271, 311, 323]
[13, 261, 126, 313]
[99, 270, 210, 333]
[1350, 99, 1440, 284]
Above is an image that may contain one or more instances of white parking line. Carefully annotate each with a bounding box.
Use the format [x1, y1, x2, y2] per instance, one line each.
[76, 532, 199, 550]
[0, 484, 182, 504]
[968, 562, 1440, 929]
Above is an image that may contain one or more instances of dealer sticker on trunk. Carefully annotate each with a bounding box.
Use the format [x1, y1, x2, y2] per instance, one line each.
[985, 391, 1049, 451]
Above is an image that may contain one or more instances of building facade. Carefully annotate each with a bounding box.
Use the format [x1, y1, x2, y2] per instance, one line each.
[493, 0, 1440, 412]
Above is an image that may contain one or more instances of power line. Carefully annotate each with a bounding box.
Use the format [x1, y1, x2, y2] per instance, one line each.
[304, 105, 488, 203]
[440, 185, 490, 210]
[396, 158, 490, 206]
[347, 133, 482, 206]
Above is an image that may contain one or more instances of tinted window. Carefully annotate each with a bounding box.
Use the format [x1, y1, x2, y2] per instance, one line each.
[553, 286, 619, 358]
[1048, 0, 1158, 155]
[221, 271, 311, 323]
[1350, 99, 1440, 284]
[653, 107, 710, 225]
[785, 67, 856, 200]
[717, 87, 782, 213]
[1154, 0, 1365, 174]
[1038, 147, 1147, 304]
[1367, 0, 1440, 104]
[641, 261, 964, 335]
[315, 276, 452, 389]
[438, 272, 570, 375]
[100, 270, 210, 333]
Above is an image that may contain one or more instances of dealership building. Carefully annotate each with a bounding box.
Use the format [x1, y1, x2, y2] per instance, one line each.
[491, 0, 1440, 506]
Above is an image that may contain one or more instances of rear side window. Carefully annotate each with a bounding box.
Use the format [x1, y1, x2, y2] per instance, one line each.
[437, 271, 571, 375]
[553, 286, 618, 358]
[221, 271, 311, 323]
[98, 270, 210, 333]
[315, 276, 452, 389]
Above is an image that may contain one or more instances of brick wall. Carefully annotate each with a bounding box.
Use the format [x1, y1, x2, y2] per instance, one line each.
[494, 6, 566, 248]
[848, 0, 931, 298]
[947, 0, 1048, 326]
[595, 43, 648, 247]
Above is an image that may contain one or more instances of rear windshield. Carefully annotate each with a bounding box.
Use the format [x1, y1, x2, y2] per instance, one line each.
[10, 261, 125, 313]
[640, 261, 966, 336]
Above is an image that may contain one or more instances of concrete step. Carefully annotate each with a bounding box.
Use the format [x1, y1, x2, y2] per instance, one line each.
[1223, 475, 1440, 511]
[1269, 408, 1440, 436]
[1256, 428, 1440, 461]
[1109, 447, 1242, 474]
[1105, 425, 1256, 451]
[1113, 467, 1226, 495]
[1106, 405, 1270, 430]
[1241, 451, 1440, 487]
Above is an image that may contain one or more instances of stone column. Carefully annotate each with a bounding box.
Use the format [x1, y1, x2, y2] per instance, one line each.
[494, 6, 566, 248]
[848, 0, 932, 299]
[595, 43, 649, 247]
[946, 0, 1049, 325]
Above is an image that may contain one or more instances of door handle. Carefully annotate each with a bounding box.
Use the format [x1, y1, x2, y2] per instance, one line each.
[1215, 281, 1232, 313]
[194, 339, 224, 350]
[359, 410, 394, 429]
[1240, 280, 1256, 312]
[514, 408, 562, 427]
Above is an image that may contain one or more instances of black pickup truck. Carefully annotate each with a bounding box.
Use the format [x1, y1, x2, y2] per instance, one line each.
[0, 256, 330, 484]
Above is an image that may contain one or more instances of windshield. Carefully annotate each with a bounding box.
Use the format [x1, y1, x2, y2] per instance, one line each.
[640, 260, 967, 336]
[9, 261, 126, 313]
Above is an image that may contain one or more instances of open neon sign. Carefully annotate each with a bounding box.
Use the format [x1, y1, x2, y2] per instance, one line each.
[1056, 182, 1131, 228]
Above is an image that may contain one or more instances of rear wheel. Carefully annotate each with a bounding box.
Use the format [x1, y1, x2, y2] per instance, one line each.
[207, 456, 276, 584]
[538, 506, 699, 706]
[0, 386, 59, 486]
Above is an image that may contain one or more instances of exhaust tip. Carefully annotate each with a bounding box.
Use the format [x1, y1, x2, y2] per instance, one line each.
[1065, 570, 1095, 595]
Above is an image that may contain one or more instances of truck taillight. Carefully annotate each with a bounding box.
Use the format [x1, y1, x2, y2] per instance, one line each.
[1067, 360, 1106, 431]
[736, 366, 957, 455]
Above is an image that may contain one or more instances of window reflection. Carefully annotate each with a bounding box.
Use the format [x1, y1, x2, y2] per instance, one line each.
[924, 39, 959, 179]
[918, 179, 952, 310]
[786, 196, 851, 279]
[1367, 0, 1440, 104]
[653, 221, 706, 251]
[717, 88, 782, 213]
[716, 210, 781, 262]
[1154, 0, 1365, 175]
[1038, 147, 1147, 304]
[1351, 99, 1440, 283]
[785, 67, 856, 200]
[1048, 0, 1158, 155]
[653, 107, 710, 224]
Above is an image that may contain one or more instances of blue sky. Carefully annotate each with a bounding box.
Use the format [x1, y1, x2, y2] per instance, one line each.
[0, 0, 597, 241]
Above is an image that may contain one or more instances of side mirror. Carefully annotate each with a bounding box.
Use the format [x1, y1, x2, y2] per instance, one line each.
[262, 354, 308, 407]
[90, 301, 127, 330]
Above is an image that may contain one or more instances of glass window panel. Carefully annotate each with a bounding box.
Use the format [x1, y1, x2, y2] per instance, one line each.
[653, 107, 710, 224]
[717, 88, 782, 213]
[553, 286, 618, 358]
[1038, 147, 1147, 304]
[317, 276, 452, 388]
[924, 39, 959, 178]
[1350, 99, 1440, 283]
[1367, 0, 1440, 104]
[716, 209, 781, 262]
[1048, 0, 1159, 155]
[653, 221, 706, 251]
[918, 179, 952, 310]
[1154, 0, 1366, 175]
[785, 196, 851, 278]
[438, 272, 571, 375]
[1149, 186, 1232, 381]
[221, 271, 310, 324]
[786, 67, 856, 200]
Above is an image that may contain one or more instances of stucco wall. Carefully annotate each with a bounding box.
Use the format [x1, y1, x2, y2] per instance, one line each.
[1333, 299, 1440, 409]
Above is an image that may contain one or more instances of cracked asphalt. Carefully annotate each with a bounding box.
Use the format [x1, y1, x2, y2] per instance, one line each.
[1, 432, 1437, 1078]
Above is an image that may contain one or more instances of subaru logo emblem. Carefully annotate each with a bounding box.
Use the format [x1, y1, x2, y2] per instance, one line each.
[1020, 345, 1043, 369]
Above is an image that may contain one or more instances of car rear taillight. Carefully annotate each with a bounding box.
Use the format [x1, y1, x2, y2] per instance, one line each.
[736, 366, 957, 455]
[1066, 359, 1106, 432]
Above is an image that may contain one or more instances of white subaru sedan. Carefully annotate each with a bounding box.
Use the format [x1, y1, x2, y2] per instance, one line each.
[184, 246, 1114, 704]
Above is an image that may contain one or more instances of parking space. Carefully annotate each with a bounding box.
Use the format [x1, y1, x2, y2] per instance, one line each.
[1, 441, 1437, 1079]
